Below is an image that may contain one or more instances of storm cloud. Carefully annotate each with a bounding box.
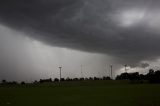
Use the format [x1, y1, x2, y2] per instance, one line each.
[0, 0, 160, 66]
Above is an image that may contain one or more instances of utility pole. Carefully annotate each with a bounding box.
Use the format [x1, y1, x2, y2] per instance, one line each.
[110, 65, 113, 79]
[124, 64, 127, 73]
[59, 67, 62, 82]
[81, 65, 83, 78]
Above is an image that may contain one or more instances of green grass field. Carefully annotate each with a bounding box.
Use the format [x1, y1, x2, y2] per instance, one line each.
[0, 80, 160, 106]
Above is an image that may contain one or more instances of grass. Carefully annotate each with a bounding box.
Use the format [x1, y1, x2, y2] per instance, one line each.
[0, 80, 160, 106]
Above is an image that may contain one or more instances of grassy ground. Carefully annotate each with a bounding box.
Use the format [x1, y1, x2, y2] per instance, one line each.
[0, 80, 160, 106]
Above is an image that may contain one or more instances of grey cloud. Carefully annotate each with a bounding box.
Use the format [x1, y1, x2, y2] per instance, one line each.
[0, 0, 160, 66]
[140, 63, 150, 68]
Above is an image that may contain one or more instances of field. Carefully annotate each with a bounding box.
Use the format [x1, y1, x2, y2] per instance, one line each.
[0, 80, 160, 106]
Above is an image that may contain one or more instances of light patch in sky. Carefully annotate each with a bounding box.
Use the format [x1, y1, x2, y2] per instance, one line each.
[119, 9, 145, 27]
[117, 8, 160, 31]
[147, 10, 160, 30]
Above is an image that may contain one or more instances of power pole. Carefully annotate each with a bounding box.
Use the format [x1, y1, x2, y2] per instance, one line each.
[110, 65, 113, 79]
[124, 64, 127, 73]
[81, 65, 83, 78]
[59, 67, 62, 82]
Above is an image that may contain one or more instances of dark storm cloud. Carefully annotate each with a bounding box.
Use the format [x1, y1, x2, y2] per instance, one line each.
[0, 0, 160, 66]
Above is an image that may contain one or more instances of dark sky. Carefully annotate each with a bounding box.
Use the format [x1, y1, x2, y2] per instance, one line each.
[0, 0, 160, 81]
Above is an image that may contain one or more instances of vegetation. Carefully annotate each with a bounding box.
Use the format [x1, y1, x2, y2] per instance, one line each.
[0, 69, 160, 106]
[0, 80, 160, 106]
[116, 69, 160, 83]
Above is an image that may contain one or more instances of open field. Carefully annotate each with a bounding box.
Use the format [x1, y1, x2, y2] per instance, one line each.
[0, 80, 160, 106]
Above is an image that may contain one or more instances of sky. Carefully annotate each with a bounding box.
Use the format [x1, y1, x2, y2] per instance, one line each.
[0, 0, 160, 81]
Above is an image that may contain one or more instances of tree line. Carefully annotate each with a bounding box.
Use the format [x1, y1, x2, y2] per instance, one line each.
[0, 76, 111, 85]
[1, 69, 160, 85]
[116, 69, 160, 83]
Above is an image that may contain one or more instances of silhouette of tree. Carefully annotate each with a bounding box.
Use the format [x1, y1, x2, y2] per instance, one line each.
[40, 78, 52, 83]
[66, 77, 72, 81]
[33, 80, 38, 84]
[89, 77, 94, 80]
[103, 76, 111, 80]
[73, 78, 78, 81]
[116, 73, 129, 80]
[116, 69, 160, 83]
[154, 70, 160, 83]
[2, 79, 6, 84]
[21, 81, 25, 85]
[80, 78, 85, 81]
[60, 78, 65, 81]
[54, 78, 59, 82]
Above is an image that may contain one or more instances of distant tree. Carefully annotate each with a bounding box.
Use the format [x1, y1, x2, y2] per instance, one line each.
[116, 69, 160, 83]
[94, 77, 100, 80]
[73, 78, 78, 81]
[21, 81, 25, 85]
[139, 74, 146, 80]
[116, 73, 129, 80]
[2, 79, 6, 84]
[80, 78, 85, 81]
[116, 72, 140, 80]
[147, 70, 160, 83]
[7, 81, 17, 85]
[40, 78, 52, 83]
[60, 78, 65, 81]
[149, 69, 154, 74]
[154, 70, 160, 83]
[89, 77, 94, 80]
[33, 80, 38, 84]
[103, 76, 111, 80]
[128, 72, 139, 80]
[146, 69, 155, 82]
[85, 78, 89, 81]
[54, 78, 59, 82]
[66, 77, 72, 81]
